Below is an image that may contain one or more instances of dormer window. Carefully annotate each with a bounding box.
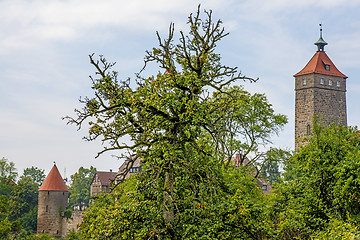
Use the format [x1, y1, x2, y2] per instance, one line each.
[328, 79, 332, 86]
[302, 79, 306, 85]
[322, 59, 331, 71]
[320, 78, 324, 85]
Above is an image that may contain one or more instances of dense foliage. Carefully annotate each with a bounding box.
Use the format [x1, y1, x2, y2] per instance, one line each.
[267, 123, 360, 239]
[80, 168, 270, 239]
[0, 158, 47, 239]
[68, 166, 96, 209]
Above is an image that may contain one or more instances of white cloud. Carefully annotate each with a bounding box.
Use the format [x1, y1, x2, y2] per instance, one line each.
[0, 0, 235, 54]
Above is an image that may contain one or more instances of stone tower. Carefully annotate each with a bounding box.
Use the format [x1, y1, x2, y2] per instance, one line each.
[294, 26, 347, 149]
[37, 164, 69, 237]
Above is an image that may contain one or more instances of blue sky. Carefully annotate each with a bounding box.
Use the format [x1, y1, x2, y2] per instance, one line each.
[1, 0, 360, 178]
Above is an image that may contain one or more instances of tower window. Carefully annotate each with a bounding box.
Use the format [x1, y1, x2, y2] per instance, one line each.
[320, 78, 324, 85]
[328, 79, 332, 86]
[46, 205, 48, 212]
[337, 81, 340, 87]
[307, 125, 311, 136]
[302, 79, 306, 85]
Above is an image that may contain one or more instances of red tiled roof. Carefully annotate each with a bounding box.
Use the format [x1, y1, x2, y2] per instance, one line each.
[39, 165, 68, 192]
[294, 51, 347, 78]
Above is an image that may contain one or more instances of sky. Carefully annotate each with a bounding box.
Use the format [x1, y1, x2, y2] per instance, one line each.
[1, 0, 360, 179]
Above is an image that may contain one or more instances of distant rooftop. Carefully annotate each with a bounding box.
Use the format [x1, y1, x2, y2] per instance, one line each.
[92, 171, 118, 186]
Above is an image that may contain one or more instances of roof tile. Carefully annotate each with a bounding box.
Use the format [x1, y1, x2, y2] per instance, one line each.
[93, 171, 117, 186]
[294, 51, 347, 78]
[39, 165, 68, 192]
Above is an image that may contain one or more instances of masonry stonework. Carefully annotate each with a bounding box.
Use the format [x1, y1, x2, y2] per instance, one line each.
[37, 190, 68, 237]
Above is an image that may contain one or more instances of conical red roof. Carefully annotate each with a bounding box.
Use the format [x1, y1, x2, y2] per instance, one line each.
[39, 165, 68, 191]
[294, 51, 347, 78]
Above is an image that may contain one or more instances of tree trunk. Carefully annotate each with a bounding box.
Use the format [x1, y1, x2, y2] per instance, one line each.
[163, 169, 174, 223]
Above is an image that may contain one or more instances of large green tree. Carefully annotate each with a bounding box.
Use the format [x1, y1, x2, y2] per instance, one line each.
[66, 7, 286, 239]
[209, 86, 287, 168]
[0, 157, 17, 183]
[21, 167, 46, 186]
[9, 177, 38, 220]
[68, 166, 96, 209]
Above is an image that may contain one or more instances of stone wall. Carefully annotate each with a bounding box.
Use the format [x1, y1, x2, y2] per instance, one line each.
[61, 210, 84, 238]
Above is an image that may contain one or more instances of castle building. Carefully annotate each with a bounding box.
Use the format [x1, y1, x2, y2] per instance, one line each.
[90, 158, 142, 198]
[37, 164, 69, 237]
[294, 26, 347, 149]
[90, 170, 117, 197]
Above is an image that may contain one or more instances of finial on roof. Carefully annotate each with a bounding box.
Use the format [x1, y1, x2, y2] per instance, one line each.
[314, 23, 328, 52]
[53, 161, 56, 166]
[319, 23, 323, 38]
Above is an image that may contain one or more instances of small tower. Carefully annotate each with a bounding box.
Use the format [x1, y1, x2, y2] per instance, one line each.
[294, 25, 347, 149]
[37, 163, 69, 237]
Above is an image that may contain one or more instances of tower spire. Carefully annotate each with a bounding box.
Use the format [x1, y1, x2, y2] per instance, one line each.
[314, 23, 328, 52]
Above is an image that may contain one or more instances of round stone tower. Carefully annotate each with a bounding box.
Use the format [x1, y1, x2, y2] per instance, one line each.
[37, 164, 69, 237]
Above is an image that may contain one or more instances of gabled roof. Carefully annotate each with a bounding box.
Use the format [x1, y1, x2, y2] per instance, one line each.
[39, 165, 68, 192]
[294, 51, 347, 78]
[92, 171, 117, 186]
